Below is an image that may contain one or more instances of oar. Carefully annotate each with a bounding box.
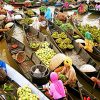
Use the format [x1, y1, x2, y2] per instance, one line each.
[77, 81, 84, 100]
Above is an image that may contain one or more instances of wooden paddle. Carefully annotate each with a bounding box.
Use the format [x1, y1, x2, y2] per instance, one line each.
[77, 81, 84, 100]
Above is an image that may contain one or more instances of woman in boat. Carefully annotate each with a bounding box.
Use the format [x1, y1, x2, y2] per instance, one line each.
[84, 31, 94, 53]
[38, 11, 48, 35]
[63, 2, 69, 9]
[55, 56, 77, 86]
[45, 8, 52, 21]
[49, 72, 66, 100]
[56, 8, 67, 23]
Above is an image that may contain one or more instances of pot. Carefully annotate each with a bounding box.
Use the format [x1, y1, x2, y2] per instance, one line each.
[30, 64, 50, 85]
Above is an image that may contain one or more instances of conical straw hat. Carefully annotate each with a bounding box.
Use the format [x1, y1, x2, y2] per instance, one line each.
[49, 53, 66, 70]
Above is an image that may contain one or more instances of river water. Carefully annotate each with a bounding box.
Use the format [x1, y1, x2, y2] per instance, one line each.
[0, 7, 100, 99]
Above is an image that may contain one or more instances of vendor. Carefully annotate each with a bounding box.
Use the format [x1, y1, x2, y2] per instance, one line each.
[45, 8, 52, 21]
[70, 10, 78, 24]
[38, 12, 48, 35]
[84, 31, 94, 53]
[55, 56, 77, 86]
[56, 8, 67, 23]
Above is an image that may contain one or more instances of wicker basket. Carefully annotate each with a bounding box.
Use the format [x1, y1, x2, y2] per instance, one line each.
[0, 68, 7, 85]
[16, 51, 26, 63]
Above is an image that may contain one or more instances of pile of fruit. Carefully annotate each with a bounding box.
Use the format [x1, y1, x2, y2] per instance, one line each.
[39, 6, 47, 13]
[78, 24, 100, 43]
[35, 42, 56, 67]
[59, 74, 68, 83]
[20, 18, 33, 25]
[54, 19, 63, 26]
[60, 23, 73, 32]
[25, 9, 35, 16]
[17, 85, 39, 100]
[29, 42, 40, 49]
[52, 32, 74, 50]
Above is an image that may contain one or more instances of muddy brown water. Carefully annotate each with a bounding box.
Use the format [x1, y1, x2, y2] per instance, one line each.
[0, 10, 100, 99]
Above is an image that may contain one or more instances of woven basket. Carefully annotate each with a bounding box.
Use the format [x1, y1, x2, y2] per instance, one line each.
[0, 68, 7, 85]
[49, 53, 66, 70]
[16, 51, 26, 63]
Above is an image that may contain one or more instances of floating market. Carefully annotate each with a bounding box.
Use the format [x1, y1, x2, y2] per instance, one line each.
[0, 0, 100, 100]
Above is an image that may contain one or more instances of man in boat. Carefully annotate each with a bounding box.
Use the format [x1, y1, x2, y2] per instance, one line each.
[56, 8, 67, 23]
[84, 31, 94, 53]
[38, 11, 48, 35]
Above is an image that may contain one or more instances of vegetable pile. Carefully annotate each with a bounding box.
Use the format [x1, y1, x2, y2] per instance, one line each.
[24, 9, 35, 17]
[17, 85, 39, 100]
[60, 23, 73, 32]
[54, 19, 63, 26]
[52, 32, 74, 50]
[59, 74, 67, 83]
[39, 6, 47, 13]
[78, 24, 100, 43]
[20, 18, 33, 25]
[54, 20, 73, 32]
[35, 42, 56, 67]
[30, 42, 40, 49]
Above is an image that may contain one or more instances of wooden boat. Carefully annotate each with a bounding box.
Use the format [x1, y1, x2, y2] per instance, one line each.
[48, 21, 100, 91]
[5, 34, 25, 54]
[24, 25, 98, 100]
[5, 23, 98, 99]
[63, 4, 79, 11]
[88, 8, 100, 13]
[23, 8, 38, 18]
[9, 2, 24, 8]
[5, 34, 74, 100]
[73, 23, 100, 61]
[0, 62, 49, 100]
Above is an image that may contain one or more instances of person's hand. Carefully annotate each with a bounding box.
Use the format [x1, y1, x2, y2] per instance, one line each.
[79, 43, 84, 48]
[5, 27, 10, 30]
[64, 81, 67, 85]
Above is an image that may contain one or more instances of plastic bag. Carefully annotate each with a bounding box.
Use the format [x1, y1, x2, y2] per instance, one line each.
[0, 60, 6, 72]
[31, 18, 40, 30]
